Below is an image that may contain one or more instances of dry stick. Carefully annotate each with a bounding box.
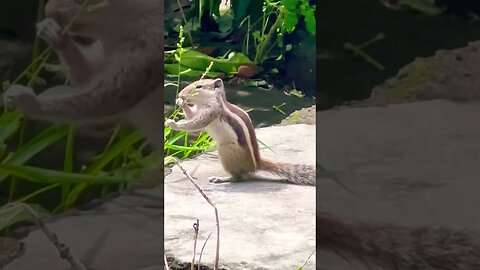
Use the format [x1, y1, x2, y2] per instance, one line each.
[198, 233, 212, 270]
[192, 219, 200, 270]
[164, 253, 171, 270]
[175, 0, 194, 46]
[176, 163, 220, 270]
[299, 250, 316, 269]
[21, 203, 88, 270]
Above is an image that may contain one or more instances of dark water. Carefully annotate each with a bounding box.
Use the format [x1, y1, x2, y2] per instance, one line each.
[318, 0, 480, 110]
[164, 78, 315, 127]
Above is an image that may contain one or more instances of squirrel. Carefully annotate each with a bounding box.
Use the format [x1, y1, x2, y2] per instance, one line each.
[317, 211, 480, 269]
[2, 0, 163, 148]
[165, 78, 316, 186]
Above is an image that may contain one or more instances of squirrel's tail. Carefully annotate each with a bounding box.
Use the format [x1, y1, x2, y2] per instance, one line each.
[259, 159, 316, 186]
[317, 211, 480, 270]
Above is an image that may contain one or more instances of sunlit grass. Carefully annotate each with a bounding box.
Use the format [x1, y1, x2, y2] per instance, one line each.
[163, 25, 216, 167]
[0, 23, 214, 234]
[0, 3, 155, 232]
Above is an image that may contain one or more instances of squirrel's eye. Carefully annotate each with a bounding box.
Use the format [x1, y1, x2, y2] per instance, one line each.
[195, 85, 203, 89]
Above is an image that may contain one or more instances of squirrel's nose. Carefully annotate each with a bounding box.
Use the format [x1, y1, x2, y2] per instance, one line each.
[45, 0, 77, 22]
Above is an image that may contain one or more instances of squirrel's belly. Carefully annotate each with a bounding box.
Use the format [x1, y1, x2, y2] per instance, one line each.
[205, 118, 238, 144]
[217, 142, 255, 175]
[205, 119, 256, 175]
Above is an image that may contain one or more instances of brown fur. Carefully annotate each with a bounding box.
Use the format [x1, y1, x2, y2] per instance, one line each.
[168, 79, 316, 186]
[260, 159, 316, 185]
[217, 141, 256, 176]
[3, 0, 163, 148]
[317, 212, 480, 269]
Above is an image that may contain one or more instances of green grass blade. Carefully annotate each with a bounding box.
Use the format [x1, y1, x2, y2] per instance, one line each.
[0, 202, 50, 232]
[86, 131, 143, 174]
[16, 183, 61, 203]
[60, 125, 75, 210]
[165, 130, 188, 146]
[0, 112, 22, 145]
[63, 130, 143, 209]
[165, 144, 209, 152]
[0, 164, 134, 185]
[64, 183, 87, 209]
[0, 125, 69, 182]
[63, 125, 74, 172]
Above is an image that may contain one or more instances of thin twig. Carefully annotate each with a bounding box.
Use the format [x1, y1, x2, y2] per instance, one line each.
[192, 219, 199, 270]
[176, 163, 220, 270]
[21, 203, 87, 270]
[164, 253, 171, 270]
[175, 0, 194, 46]
[299, 250, 316, 269]
[198, 233, 212, 270]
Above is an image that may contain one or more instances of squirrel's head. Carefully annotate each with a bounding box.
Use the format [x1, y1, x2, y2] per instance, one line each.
[45, 0, 106, 22]
[44, 0, 161, 36]
[178, 78, 224, 105]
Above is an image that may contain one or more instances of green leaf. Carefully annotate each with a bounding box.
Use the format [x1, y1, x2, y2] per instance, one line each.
[0, 164, 134, 185]
[174, 54, 181, 63]
[0, 125, 69, 182]
[211, 0, 222, 17]
[164, 64, 223, 78]
[0, 202, 50, 232]
[61, 126, 75, 209]
[216, 12, 234, 33]
[87, 131, 143, 175]
[64, 183, 87, 209]
[282, 0, 300, 11]
[165, 50, 254, 78]
[63, 126, 74, 172]
[283, 11, 298, 33]
[183, 20, 201, 32]
[289, 89, 305, 98]
[16, 183, 61, 203]
[252, 30, 263, 42]
[0, 112, 22, 145]
[165, 130, 189, 146]
[303, 8, 316, 35]
[58, 130, 145, 209]
[165, 144, 210, 152]
[231, 0, 252, 25]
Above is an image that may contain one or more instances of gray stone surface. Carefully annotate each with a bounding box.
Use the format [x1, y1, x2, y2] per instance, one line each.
[280, 105, 316, 126]
[6, 124, 315, 270]
[0, 237, 24, 268]
[5, 190, 164, 270]
[164, 124, 316, 270]
[316, 99, 480, 269]
[11, 98, 480, 269]
[349, 41, 480, 107]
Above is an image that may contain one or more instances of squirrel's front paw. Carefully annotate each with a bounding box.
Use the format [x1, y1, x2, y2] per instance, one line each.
[36, 18, 63, 46]
[165, 119, 177, 128]
[175, 98, 186, 107]
[3, 85, 40, 116]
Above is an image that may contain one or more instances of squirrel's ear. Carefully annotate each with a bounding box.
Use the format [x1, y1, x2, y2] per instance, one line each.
[213, 78, 223, 90]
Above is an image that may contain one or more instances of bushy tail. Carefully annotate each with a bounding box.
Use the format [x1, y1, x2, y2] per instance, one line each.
[259, 159, 316, 186]
[317, 212, 480, 270]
